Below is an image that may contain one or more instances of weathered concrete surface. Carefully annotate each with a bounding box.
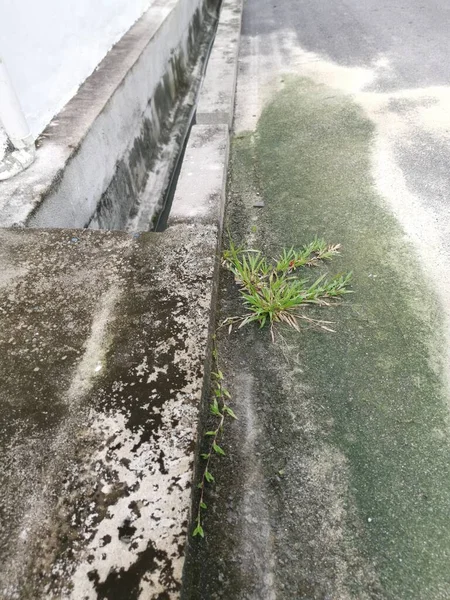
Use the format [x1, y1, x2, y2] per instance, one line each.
[184, 0, 450, 599]
[168, 124, 229, 227]
[0, 0, 219, 231]
[0, 223, 220, 599]
[195, 0, 243, 129]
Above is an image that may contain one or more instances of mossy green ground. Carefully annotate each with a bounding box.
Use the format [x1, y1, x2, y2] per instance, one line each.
[228, 78, 450, 598]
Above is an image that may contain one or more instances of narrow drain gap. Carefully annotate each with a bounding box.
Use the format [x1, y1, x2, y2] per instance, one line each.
[145, 4, 221, 233]
[154, 119, 191, 232]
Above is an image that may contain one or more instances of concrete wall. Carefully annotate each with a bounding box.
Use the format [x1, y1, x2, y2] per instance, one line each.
[0, 0, 218, 230]
[0, 0, 153, 137]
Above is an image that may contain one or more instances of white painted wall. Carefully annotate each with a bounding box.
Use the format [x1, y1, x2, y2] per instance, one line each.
[0, 0, 153, 138]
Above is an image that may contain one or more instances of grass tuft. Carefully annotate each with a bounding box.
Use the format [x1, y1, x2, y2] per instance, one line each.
[223, 238, 352, 340]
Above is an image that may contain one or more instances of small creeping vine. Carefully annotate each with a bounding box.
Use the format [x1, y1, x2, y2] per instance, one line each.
[193, 342, 237, 538]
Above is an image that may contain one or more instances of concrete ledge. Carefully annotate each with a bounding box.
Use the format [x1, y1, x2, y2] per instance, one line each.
[196, 0, 244, 129]
[0, 0, 218, 230]
[168, 124, 229, 227]
[0, 111, 230, 600]
[0, 225, 219, 598]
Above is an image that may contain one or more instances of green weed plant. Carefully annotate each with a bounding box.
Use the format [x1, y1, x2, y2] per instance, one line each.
[223, 239, 352, 340]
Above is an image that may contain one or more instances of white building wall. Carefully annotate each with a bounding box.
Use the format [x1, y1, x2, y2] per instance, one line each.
[0, 0, 153, 138]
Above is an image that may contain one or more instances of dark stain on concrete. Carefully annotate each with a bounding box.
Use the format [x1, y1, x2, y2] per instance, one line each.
[118, 520, 137, 543]
[88, 540, 178, 600]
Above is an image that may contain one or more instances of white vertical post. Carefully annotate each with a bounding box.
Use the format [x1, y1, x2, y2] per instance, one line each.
[0, 56, 35, 180]
[0, 56, 33, 149]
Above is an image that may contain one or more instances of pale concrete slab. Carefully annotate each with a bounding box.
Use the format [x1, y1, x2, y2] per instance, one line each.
[195, 0, 243, 129]
[168, 124, 229, 227]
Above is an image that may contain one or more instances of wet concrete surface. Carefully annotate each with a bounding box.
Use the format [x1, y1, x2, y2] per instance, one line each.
[185, 82, 450, 600]
[0, 224, 218, 599]
[183, 0, 450, 598]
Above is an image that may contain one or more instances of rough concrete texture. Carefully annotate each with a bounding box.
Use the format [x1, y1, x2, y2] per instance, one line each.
[195, 0, 243, 129]
[168, 124, 229, 226]
[0, 221, 221, 599]
[184, 0, 450, 599]
[0, 0, 219, 231]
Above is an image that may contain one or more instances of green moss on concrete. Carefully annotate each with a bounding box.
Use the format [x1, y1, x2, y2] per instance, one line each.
[229, 78, 450, 598]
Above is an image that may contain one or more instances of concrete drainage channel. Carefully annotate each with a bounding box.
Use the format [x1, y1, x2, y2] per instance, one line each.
[1, 0, 216, 231]
[0, 0, 242, 598]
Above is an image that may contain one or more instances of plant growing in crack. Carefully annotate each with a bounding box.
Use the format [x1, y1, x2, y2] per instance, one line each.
[193, 342, 237, 538]
[223, 238, 352, 341]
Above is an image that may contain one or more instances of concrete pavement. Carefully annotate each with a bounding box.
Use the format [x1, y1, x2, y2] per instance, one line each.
[184, 1, 450, 598]
[0, 226, 213, 599]
[0, 124, 229, 598]
[0, 0, 239, 595]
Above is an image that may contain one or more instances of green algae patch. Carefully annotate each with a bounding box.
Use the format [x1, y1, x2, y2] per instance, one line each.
[228, 78, 450, 598]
